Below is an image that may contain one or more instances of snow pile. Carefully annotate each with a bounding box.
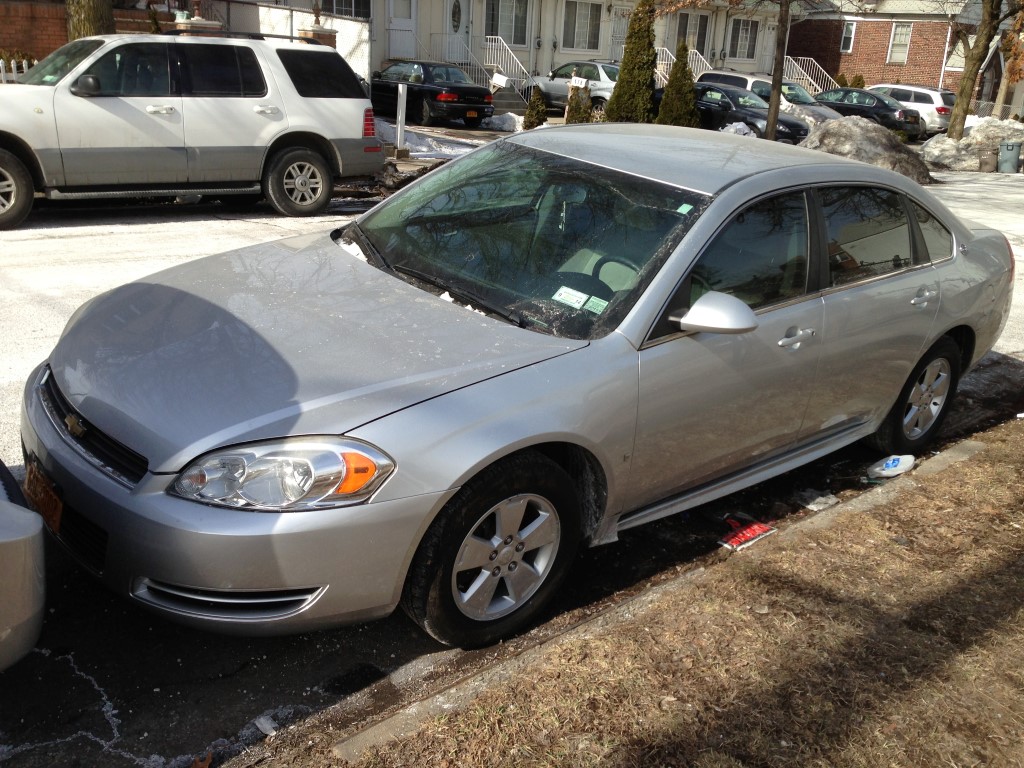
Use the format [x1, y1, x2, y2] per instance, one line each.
[801, 116, 933, 185]
[920, 117, 1024, 171]
[483, 112, 523, 132]
[721, 122, 757, 137]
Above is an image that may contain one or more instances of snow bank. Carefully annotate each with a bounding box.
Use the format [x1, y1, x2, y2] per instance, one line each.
[920, 117, 1024, 171]
[801, 116, 933, 185]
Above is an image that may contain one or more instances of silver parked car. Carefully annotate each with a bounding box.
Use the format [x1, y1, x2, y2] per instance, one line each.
[0, 461, 44, 673]
[21, 126, 1014, 648]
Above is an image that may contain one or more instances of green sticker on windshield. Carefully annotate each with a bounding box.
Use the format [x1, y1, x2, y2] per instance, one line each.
[583, 296, 608, 314]
[677, 203, 694, 214]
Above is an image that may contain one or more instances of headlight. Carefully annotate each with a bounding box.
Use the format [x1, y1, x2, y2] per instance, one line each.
[776, 123, 792, 134]
[171, 438, 394, 510]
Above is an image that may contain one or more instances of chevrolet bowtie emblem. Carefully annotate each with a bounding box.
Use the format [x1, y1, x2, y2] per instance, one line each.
[65, 413, 88, 438]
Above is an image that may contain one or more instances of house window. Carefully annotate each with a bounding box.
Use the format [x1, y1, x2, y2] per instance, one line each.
[840, 21, 856, 53]
[325, 0, 370, 18]
[487, 0, 529, 46]
[888, 22, 912, 64]
[728, 19, 759, 60]
[677, 12, 710, 58]
[563, 0, 602, 51]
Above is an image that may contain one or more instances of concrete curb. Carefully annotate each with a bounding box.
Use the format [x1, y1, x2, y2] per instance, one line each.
[330, 438, 990, 763]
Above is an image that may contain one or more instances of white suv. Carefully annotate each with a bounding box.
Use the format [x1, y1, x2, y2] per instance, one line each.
[0, 33, 383, 229]
[868, 84, 956, 135]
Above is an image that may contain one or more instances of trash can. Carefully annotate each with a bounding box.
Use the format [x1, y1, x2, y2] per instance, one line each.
[979, 148, 999, 172]
[998, 141, 1022, 173]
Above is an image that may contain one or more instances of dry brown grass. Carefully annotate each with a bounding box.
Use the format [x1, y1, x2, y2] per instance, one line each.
[350, 419, 1024, 768]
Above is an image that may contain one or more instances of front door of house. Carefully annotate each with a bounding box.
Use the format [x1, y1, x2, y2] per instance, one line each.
[758, 22, 777, 73]
[447, 0, 470, 62]
[388, 0, 417, 60]
[611, 7, 631, 61]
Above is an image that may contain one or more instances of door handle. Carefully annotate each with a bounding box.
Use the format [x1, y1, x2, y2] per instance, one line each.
[253, 105, 281, 115]
[145, 105, 176, 114]
[777, 328, 816, 348]
[911, 289, 938, 306]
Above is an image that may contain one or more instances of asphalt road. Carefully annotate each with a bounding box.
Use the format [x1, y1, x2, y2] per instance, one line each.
[0, 169, 1022, 768]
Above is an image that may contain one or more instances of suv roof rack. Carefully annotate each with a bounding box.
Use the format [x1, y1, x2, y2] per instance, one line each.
[161, 30, 326, 45]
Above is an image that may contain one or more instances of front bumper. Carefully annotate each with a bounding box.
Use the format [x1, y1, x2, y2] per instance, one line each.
[21, 363, 452, 636]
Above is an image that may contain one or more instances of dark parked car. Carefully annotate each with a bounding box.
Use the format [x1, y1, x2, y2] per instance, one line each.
[370, 60, 494, 128]
[695, 83, 810, 143]
[815, 87, 924, 139]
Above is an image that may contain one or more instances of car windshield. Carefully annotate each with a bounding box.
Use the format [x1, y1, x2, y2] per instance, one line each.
[19, 39, 104, 86]
[354, 141, 709, 340]
[781, 83, 817, 104]
[427, 65, 473, 84]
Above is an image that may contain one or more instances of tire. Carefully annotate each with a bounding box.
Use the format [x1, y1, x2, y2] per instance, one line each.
[0, 460, 28, 508]
[419, 98, 434, 127]
[261, 148, 332, 217]
[0, 149, 35, 231]
[590, 98, 607, 120]
[747, 124, 764, 139]
[868, 336, 961, 455]
[402, 451, 581, 648]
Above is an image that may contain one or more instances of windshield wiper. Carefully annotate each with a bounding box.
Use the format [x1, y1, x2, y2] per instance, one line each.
[392, 264, 528, 328]
[342, 222, 390, 269]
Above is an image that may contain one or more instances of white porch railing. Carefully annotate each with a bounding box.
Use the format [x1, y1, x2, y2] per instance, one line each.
[653, 48, 711, 87]
[481, 36, 532, 95]
[0, 59, 33, 84]
[784, 56, 837, 95]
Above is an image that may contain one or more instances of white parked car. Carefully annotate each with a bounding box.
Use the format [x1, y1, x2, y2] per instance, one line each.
[0, 461, 44, 673]
[0, 33, 384, 229]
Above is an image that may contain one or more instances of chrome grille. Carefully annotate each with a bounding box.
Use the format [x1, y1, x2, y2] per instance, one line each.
[38, 367, 149, 487]
[134, 579, 325, 621]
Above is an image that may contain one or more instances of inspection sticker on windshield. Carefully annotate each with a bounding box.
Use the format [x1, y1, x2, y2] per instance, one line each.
[552, 286, 589, 309]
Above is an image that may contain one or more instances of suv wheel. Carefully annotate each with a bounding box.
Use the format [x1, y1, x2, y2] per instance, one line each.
[262, 148, 333, 217]
[0, 150, 34, 230]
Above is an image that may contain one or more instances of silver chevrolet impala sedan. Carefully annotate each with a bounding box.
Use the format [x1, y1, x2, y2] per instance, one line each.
[21, 125, 1013, 647]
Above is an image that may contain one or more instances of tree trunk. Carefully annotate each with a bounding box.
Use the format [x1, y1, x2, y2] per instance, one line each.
[66, 0, 116, 42]
[947, 0, 1003, 140]
[765, 0, 791, 142]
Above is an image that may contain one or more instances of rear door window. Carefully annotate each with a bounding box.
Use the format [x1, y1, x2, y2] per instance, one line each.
[820, 186, 914, 286]
[910, 201, 953, 261]
[180, 44, 266, 97]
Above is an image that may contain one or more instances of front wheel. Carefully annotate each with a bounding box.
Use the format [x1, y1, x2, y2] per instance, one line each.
[402, 451, 581, 648]
[0, 149, 35, 231]
[262, 148, 332, 217]
[868, 336, 961, 455]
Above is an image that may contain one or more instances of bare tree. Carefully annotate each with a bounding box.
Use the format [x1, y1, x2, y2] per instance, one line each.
[994, 9, 1024, 114]
[946, 0, 1022, 138]
[67, 0, 116, 41]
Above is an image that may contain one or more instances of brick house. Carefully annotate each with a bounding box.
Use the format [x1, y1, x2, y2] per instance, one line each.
[787, 0, 1023, 116]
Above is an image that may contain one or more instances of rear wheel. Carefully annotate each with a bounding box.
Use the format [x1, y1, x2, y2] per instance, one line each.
[590, 98, 607, 121]
[868, 336, 961, 455]
[0, 149, 34, 231]
[262, 148, 332, 217]
[402, 451, 581, 648]
[419, 98, 434, 126]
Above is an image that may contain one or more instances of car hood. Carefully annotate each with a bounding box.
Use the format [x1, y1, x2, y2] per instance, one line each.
[48, 232, 585, 472]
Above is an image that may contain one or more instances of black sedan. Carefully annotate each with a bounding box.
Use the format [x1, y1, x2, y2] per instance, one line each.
[370, 61, 494, 128]
[695, 83, 810, 143]
[815, 87, 924, 140]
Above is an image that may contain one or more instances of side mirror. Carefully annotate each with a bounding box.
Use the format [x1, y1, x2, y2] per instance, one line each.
[548, 71, 555, 80]
[669, 291, 758, 335]
[371, 71, 381, 79]
[70, 74, 101, 96]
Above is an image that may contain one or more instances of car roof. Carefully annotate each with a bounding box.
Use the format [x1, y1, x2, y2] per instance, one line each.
[82, 33, 330, 51]
[505, 124, 861, 196]
[697, 82, 761, 98]
[870, 83, 953, 93]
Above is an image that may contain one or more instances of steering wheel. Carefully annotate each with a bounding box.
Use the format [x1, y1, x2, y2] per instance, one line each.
[591, 255, 640, 284]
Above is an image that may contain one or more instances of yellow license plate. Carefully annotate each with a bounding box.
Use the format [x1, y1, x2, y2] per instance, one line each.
[24, 461, 62, 534]
[466, 110, 478, 117]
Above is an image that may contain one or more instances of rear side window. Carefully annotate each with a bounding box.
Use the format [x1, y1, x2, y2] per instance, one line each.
[941, 92, 956, 107]
[821, 187, 913, 286]
[181, 44, 267, 97]
[278, 49, 366, 98]
[911, 201, 953, 261]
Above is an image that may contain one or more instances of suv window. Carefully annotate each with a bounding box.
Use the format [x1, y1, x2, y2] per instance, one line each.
[278, 49, 366, 98]
[822, 187, 913, 286]
[180, 44, 266, 97]
[83, 43, 172, 96]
